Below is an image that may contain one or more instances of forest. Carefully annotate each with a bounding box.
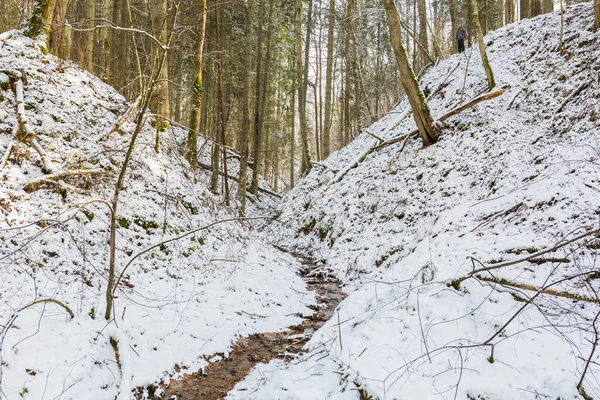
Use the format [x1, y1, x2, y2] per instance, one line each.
[0, 0, 599, 398]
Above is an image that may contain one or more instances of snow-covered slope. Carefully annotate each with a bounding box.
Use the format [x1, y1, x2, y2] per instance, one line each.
[0, 32, 314, 399]
[232, 4, 600, 399]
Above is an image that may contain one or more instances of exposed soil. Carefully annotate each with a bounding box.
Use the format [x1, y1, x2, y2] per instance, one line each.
[147, 250, 345, 400]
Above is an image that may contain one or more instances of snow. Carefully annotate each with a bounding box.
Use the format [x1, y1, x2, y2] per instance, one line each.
[0, 30, 313, 399]
[1, 3, 599, 399]
[229, 3, 600, 400]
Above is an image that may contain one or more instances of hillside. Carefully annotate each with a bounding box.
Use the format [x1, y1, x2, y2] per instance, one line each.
[0, 31, 314, 399]
[229, 3, 600, 399]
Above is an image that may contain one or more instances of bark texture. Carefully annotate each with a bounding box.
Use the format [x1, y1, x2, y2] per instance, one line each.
[383, 0, 438, 146]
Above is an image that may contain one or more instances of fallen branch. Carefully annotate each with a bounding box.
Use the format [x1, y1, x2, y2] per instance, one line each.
[10, 73, 55, 173]
[106, 95, 142, 138]
[363, 129, 385, 143]
[476, 275, 600, 303]
[107, 326, 133, 400]
[321, 89, 506, 195]
[0, 143, 13, 169]
[374, 89, 506, 153]
[428, 75, 456, 101]
[450, 228, 599, 288]
[19, 298, 75, 319]
[553, 81, 590, 116]
[23, 169, 104, 193]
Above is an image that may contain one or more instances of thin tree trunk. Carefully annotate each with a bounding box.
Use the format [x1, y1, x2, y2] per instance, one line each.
[80, 0, 95, 71]
[323, 0, 334, 158]
[471, 0, 496, 89]
[186, 0, 207, 170]
[595, 0, 600, 31]
[251, 0, 266, 195]
[520, 0, 529, 19]
[497, 0, 505, 28]
[149, 0, 170, 149]
[238, 0, 255, 215]
[215, 0, 229, 204]
[383, 0, 438, 146]
[417, 0, 428, 67]
[296, 0, 312, 173]
[448, 0, 459, 53]
[289, 50, 296, 188]
[49, 0, 69, 57]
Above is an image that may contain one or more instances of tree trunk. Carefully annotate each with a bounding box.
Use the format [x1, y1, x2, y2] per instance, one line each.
[238, 0, 255, 215]
[149, 0, 170, 144]
[80, 0, 95, 71]
[322, 0, 334, 158]
[25, 0, 57, 44]
[595, 0, 600, 31]
[289, 49, 296, 189]
[448, 0, 459, 53]
[49, 0, 68, 57]
[214, 0, 230, 204]
[296, 0, 312, 174]
[471, 0, 496, 89]
[251, 0, 265, 195]
[497, 0, 505, 28]
[417, 0, 429, 68]
[520, 0, 529, 19]
[383, 0, 438, 146]
[506, 0, 515, 24]
[186, 0, 207, 171]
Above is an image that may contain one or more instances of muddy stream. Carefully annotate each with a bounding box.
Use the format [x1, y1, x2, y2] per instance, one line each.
[147, 251, 345, 400]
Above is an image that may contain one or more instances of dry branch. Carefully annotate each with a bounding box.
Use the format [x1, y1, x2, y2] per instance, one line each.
[322, 89, 506, 195]
[23, 169, 104, 192]
[11, 75, 55, 173]
[476, 276, 600, 303]
[553, 81, 590, 115]
[19, 298, 75, 319]
[450, 228, 599, 288]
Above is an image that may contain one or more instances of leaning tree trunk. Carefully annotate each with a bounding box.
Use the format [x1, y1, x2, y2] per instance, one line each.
[471, 0, 496, 90]
[383, 0, 438, 146]
[186, 0, 207, 171]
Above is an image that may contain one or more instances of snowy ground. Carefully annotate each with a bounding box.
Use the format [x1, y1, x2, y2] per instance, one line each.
[0, 32, 314, 399]
[229, 4, 600, 400]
